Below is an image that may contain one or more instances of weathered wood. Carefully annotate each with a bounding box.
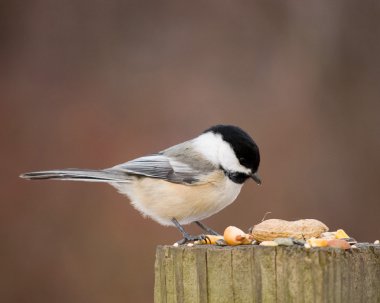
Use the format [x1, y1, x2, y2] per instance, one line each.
[154, 244, 380, 303]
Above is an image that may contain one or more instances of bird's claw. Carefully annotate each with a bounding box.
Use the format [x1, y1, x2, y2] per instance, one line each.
[176, 234, 209, 245]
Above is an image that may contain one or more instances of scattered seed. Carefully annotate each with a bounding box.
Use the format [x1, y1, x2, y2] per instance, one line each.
[320, 232, 336, 240]
[355, 243, 370, 248]
[344, 238, 357, 245]
[224, 226, 253, 245]
[307, 238, 328, 247]
[327, 239, 350, 250]
[195, 235, 224, 245]
[293, 239, 306, 246]
[173, 242, 179, 247]
[336, 229, 350, 239]
[274, 238, 294, 246]
[260, 241, 278, 247]
[215, 239, 227, 246]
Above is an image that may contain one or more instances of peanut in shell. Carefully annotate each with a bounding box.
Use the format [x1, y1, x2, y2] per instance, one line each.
[250, 219, 328, 241]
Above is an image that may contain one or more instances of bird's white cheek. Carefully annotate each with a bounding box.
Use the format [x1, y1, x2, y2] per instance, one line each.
[217, 141, 251, 174]
[193, 132, 251, 174]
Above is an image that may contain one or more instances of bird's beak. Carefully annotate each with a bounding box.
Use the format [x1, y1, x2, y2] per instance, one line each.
[251, 172, 262, 185]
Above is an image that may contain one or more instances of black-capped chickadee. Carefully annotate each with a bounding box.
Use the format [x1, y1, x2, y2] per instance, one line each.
[20, 125, 261, 244]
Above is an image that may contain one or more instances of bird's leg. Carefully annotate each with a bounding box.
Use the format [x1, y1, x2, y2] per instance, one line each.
[194, 221, 220, 236]
[171, 218, 207, 245]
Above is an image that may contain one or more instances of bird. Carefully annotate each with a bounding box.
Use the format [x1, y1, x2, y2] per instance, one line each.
[20, 124, 261, 244]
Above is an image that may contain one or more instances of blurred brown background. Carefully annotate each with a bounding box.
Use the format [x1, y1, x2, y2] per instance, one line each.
[1, 1, 380, 302]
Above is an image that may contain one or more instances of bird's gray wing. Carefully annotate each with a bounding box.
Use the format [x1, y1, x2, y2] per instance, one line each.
[110, 154, 204, 184]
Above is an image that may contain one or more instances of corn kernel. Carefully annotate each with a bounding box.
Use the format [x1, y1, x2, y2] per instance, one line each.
[336, 229, 349, 239]
[307, 238, 328, 247]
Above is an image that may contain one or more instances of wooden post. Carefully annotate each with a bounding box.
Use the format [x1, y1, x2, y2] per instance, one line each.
[154, 244, 380, 303]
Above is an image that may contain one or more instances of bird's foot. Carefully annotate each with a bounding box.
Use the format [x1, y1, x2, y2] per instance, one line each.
[172, 217, 211, 245]
[175, 233, 209, 245]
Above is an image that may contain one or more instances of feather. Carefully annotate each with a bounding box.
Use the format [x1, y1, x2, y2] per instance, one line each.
[112, 153, 207, 184]
[20, 168, 130, 182]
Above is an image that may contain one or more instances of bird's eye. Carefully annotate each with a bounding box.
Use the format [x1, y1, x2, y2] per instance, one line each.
[239, 157, 246, 163]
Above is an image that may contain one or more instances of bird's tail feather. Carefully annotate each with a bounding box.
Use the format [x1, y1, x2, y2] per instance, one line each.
[20, 168, 130, 182]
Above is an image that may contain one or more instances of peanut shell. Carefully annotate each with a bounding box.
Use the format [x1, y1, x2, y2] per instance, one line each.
[251, 219, 328, 241]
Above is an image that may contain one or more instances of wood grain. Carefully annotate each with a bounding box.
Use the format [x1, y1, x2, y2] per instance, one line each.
[154, 244, 380, 303]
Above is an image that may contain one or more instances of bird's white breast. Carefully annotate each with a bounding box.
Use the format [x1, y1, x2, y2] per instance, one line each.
[111, 171, 243, 226]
